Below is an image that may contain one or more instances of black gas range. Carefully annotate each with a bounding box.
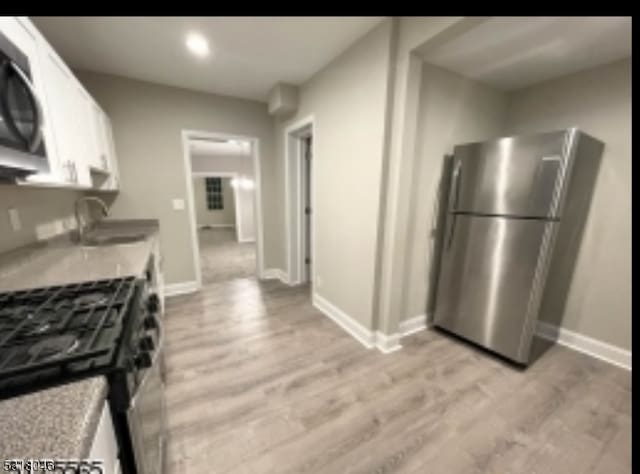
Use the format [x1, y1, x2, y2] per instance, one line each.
[0, 258, 165, 474]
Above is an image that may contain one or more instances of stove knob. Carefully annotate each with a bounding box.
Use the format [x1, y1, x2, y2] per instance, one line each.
[147, 294, 160, 313]
[143, 315, 157, 330]
[135, 352, 152, 369]
[139, 336, 155, 352]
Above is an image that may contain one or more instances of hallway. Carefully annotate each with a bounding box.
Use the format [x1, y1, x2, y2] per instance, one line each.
[198, 228, 256, 284]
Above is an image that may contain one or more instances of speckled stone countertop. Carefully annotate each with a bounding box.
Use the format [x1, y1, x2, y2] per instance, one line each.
[0, 219, 159, 292]
[0, 377, 108, 460]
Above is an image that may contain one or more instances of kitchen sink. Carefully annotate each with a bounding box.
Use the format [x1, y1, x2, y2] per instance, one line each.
[81, 233, 147, 247]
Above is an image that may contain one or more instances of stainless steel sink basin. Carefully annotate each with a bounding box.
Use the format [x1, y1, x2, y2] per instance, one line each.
[82, 233, 146, 247]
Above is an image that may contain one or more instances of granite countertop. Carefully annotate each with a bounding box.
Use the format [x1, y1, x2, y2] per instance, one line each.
[0, 377, 108, 460]
[0, 219, 159, 293]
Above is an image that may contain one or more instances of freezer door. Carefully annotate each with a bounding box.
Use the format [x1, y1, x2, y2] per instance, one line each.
[434, 214, 556, 363]
[449, 129, 573, 218]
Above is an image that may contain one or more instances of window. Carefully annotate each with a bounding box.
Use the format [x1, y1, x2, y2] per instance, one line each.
[205, 177, 224, 210]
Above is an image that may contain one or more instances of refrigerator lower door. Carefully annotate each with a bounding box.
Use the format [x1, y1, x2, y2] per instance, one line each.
[434, 214, 556, 363]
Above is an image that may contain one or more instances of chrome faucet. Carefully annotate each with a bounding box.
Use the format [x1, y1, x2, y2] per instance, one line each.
[74, 196, 110, 243]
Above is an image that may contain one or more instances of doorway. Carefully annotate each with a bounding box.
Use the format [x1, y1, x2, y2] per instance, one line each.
[301, 135, 313, 283]
[285, 116, 314, 285]
[181, 130, 265, 289]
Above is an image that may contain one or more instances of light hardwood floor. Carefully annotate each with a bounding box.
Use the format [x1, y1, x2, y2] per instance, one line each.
[163, 279, 631, 474]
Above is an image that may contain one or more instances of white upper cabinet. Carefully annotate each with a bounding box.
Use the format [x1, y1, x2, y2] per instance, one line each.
[0, 17, 120, 190]
[88, 100, 109, 171]
[38, 36, 98, 188]
[88, 100, 120, 189]
[101, 110, 120, 191]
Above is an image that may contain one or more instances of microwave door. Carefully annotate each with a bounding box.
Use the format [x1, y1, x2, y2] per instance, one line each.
[2, 60, 42, 152]
[0, 59, 45, 179]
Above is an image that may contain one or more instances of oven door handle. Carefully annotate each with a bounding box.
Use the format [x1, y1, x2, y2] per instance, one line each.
[8, 61, 44, 153]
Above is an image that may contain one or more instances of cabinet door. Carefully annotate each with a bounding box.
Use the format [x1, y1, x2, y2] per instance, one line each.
[38, 44, 76, 185]
[88, 100, 108, 170]
[38, 44, 92, 188]
[101, 110, 120, 190]
[88, 402, 119, 474]
[69, 82, 93, 187]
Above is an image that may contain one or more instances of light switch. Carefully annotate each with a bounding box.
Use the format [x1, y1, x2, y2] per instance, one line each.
[172, 199, 185, 211]
[8, 208, 21, 232]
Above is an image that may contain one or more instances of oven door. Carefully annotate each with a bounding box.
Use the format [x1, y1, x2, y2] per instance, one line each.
[0, 30, 46, 179]
[126, 314, 166, 474]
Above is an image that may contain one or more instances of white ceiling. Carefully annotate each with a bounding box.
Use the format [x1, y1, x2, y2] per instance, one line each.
[420, 17, 632, 90]
[189, 139, 250, 156]
[31, 16, 383, 101]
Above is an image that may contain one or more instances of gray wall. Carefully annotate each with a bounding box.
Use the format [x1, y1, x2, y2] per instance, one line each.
[404, 62, 508, 321]
[505, 59, 631, 351]
[193, 177, 236, 227]
[0, 186, 80, 254]
[274, 20, 394, 330]
[76, 71, 280, 285]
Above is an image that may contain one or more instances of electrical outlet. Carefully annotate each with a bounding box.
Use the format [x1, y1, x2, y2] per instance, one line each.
[316, 275, 323, 288]
[8, 208, 21, 232]
[172, 199, 185, 211]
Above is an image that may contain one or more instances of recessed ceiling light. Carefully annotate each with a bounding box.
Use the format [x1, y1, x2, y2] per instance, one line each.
[186, 33, 209, 57]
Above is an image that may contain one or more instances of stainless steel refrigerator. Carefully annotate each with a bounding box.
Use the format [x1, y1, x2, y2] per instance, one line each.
[433, 128, 603, 365]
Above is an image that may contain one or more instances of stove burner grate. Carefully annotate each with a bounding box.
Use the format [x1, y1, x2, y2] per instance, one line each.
[73, 292, 109, 308]
[0, 277, 138, 380]
[28, 334, 79, 361]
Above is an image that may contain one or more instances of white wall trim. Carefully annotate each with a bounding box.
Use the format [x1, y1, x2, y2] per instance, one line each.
[285, 115, 315, 287]
[191, 171, 239, 178]
[536, 322, 631, 371]
[262, 268, 290, 284]
[312, 293, 376, 349]
[375, 331, 402, 353]
[181, 130, 266, 286]
[399, 314, 430, 336]
[164, 280, 199, 297]
[199, 224, 235, 229]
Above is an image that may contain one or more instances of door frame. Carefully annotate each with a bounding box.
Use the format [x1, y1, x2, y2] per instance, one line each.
[284, 115, 315, 285]
[181, 130, 265, 290]
[191, 171, 243, 241]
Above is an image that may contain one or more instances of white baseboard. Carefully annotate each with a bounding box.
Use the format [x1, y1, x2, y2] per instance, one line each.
[199, 224, 235, 229]
[238, 238, 256, 243]
[164, 280, 199, 297]
[399, 314, 430, 337]
[375, 331, 402, 353]
[262, 268, 290, 285]
[312, 293, 376, 349]
[536, 322, 631, 371]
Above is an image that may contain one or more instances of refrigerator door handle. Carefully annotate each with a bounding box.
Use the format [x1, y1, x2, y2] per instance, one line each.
[451, 160, 463, 212]
[446, 214, 457, 250]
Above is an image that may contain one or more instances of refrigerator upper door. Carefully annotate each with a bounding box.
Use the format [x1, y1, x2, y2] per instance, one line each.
[449, 129, 575, 218]
[434, 214, 556, 363]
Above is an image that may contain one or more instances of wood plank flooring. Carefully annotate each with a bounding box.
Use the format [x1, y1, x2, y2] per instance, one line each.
[163, 279, 631, 474]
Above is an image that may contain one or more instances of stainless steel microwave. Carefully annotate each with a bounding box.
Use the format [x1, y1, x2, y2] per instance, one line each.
[0, 29, 47, 181]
